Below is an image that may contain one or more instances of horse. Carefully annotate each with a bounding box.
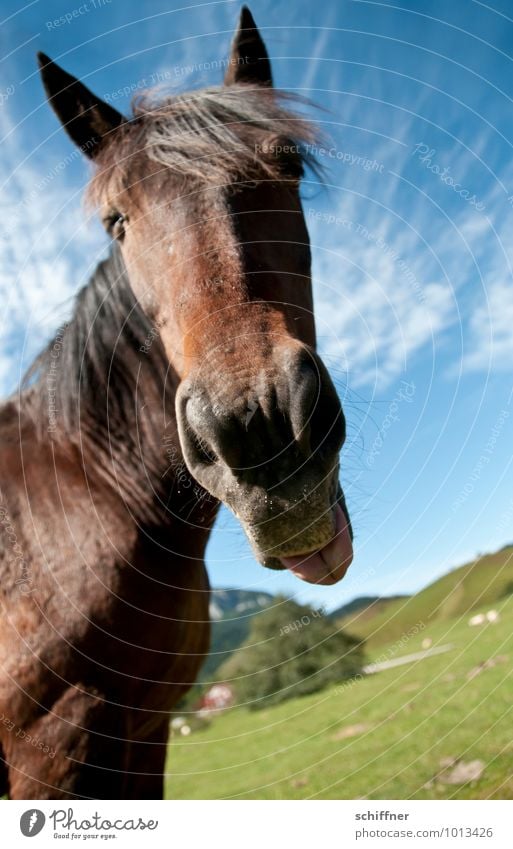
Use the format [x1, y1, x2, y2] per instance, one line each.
[0, 7, 353, 799]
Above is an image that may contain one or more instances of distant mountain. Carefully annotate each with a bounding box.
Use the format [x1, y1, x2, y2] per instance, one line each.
[209, 588, 273, 620]
[200, 589, 274, 681]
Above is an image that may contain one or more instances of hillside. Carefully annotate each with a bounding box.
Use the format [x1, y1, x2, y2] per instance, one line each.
[329, 594, 408, 622]
[166, 592, 513, 799]
[338, 545, 513, 647]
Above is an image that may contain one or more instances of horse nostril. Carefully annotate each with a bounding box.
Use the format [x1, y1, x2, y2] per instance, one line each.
[287, 349, 345, 458]
[178, 391, 243, 473]
[190, 430, 218, 466]
[181, 396, 220, 469]
[289, 364, 316, 455]
[308, 382, 345, 455]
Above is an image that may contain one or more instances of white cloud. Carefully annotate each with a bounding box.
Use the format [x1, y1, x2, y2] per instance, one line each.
[309, 195, 460, 390]
[0, 108, 104, 395]
[464, 276, 513, 373]
[305, 113, 513, 391]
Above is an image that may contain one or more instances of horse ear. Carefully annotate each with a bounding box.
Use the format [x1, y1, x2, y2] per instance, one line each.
[224, 6, 273, 87]
[37, 52, 125, 158]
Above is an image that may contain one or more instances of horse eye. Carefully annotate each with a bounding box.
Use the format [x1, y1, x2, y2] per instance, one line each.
[103, 212, 127, 241]
[264, 135, 304, 181]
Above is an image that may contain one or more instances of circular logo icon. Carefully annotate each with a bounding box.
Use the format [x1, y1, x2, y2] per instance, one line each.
[20, 810, 46, 837]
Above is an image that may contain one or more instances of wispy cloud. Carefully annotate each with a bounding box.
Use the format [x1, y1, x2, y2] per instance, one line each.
[304, 110, 513, 391]
[0, 107, 103, 395]
[309, 201, 458, 389]
[464, 276, 513, 373]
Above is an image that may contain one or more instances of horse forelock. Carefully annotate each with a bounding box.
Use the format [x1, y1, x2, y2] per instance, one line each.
[86, 85, 322, 206]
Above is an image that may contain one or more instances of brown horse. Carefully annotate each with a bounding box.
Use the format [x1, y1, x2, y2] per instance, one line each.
[0, 7, 353, 798]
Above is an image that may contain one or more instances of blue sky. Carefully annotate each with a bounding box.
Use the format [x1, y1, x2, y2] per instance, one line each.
[1, 0, 513, 611]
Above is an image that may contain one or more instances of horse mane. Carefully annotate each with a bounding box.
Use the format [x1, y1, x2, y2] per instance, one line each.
[88, 85, 322, 204]
[23, 247, 179, 519]
[25, 245, 167, 429]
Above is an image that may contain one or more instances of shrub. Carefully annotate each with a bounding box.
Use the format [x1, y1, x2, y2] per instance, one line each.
[217, 597, 365, 709]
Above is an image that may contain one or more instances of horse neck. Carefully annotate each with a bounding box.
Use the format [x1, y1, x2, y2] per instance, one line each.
[26, 248, 214, 529]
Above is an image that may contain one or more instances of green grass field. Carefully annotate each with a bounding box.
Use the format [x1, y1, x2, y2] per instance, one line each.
[165, 591, 513, 799]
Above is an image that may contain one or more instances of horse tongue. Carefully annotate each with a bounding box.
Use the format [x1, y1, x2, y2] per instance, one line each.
[279, 503, 353, 585]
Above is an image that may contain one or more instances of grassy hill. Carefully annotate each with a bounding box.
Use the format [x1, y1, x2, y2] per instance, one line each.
[166, 592, 513, 800]
[338, 545, 513, 648]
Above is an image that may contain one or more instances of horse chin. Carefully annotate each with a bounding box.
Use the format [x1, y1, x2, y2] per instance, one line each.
[243, 487, 353, 586]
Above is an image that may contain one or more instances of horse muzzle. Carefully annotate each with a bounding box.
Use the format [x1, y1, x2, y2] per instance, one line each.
[175, 344, 353, 585]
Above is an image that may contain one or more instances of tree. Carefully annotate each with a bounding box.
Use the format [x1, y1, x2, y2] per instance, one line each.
[217, 597, 365, 709]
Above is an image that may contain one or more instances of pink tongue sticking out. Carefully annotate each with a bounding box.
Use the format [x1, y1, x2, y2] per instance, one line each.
[279, 503, 353, 585]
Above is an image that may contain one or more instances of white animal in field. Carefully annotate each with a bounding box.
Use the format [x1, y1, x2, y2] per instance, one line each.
[468, 614, 486, 626]
[468, 610, 500, 627]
